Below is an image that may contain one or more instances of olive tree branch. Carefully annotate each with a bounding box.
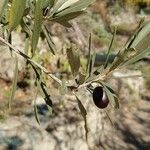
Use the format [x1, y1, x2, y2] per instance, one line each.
[0, 37, 62, 85]
[0, 36, 117, 91]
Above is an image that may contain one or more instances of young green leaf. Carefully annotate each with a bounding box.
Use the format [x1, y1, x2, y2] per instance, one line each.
[9, 0, 26, 31]
[31, 0, 43, 56]
[8, 57, 18, 110]
[66, 45, 80, 76]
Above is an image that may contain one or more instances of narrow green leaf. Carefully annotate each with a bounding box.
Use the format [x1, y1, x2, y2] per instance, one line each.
[50, 0, 66, 16]
[123, 47, 150, 66]
[8, 57, 18, 110]
[86, 35, 99, 78]
[42, 24, 56, 55]
[104, 26, 116, 69]
[0, 0, 9, 21]
[57, 21, 72, 27]
[75, 95, 88, 140]
[31, 0, 43, 56]
[100, 82, 119, 109]
[9, 0, 26, 31]
[87, 52, 96, 77]
[34, 92, 40, 125]
[66, 45, 80, 76]
[109, 48, 133, 71]
[90, 52, 96, 75]
[39, 82, 52, 109]
[110, 21, 150, 71]
[129, 21, 150, 51]
[57, 0, 79, 12]
[135, 33, 150, 52]
[52, 11, 85, 25]
[124, 20, 144, 49]
[31, 64, 53, 113]
[86, 33, 92, 74]
[55, 0, 95, 17]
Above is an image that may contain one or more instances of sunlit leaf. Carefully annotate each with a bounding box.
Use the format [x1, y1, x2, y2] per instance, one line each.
[66, 45, 80, 76]
[50, 0, 66, 16]
[57, 0, 79, 12]
[9, 0, 26, 31]
[55, 0, 95, 17]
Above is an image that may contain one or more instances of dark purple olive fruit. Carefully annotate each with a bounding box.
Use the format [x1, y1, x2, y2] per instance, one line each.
[92, 86, 109, 109]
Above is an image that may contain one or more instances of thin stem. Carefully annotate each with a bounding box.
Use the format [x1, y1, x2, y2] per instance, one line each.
[0, 37, 62, 85]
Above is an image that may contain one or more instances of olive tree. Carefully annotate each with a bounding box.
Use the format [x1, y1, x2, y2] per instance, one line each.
[0, 0, 150, 139]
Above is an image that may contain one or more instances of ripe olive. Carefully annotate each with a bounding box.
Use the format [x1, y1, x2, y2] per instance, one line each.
[92, 86, 109, 109]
